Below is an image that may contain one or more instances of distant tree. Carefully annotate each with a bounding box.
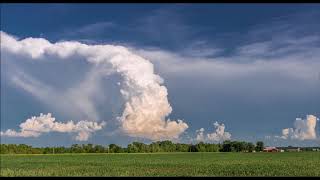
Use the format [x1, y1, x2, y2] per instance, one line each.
[127, 143, 139, 153]
[149, 142, 161, 153]
[176, 143, 189, 152]
[159, 141, 175, 152]
[0, 140, 262, 154]
[232, 141, 241, 152]
[43, 147, 52, 154]
[132, 142, 149, 153]
[205, 143, 220, 152]
[247, 143, 255, 152]
[93, 145, 105, 153]
[109, 144, 123, 153]
[237, 141, 247, 152]
[221, 141, 232, 152]
[31, 147, 43, 154]
[255, 141, 264, 152]
[83, 144, 95, 153]
[0, 144, 8, 154]
[188, 145, 198, 152]
[196, 142, 207, 152]
[71, 144, 83, 153]
[54, 146, 66, 154]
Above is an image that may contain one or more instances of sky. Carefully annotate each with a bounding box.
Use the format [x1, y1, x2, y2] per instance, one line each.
[1, 3, 320, 147]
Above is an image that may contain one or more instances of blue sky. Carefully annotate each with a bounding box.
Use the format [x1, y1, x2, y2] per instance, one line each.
[1, 4, 320, 147]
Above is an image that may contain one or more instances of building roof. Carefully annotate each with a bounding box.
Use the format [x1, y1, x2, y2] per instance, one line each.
[264, 146, 277, 150]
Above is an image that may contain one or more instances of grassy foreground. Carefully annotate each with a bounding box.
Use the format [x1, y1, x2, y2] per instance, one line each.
[1, 152, 320, 176]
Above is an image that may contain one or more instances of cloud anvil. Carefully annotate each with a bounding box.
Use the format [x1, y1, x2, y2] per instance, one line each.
[0, 31, 188, 141]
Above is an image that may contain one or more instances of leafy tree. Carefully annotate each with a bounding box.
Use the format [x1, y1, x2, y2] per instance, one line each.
[205, 143, 220, 152]
[0, 144, 8, 154]
[247, 143, 255, 152]
[176, 143, 189, 152]
[255, 141, 264, 152]
[71, 144, 84, 153]
[127, 143, 139, 153]
[159, 141, 175, 152]
[196, 142, 207, 152]
[188, 145, 198, 152]
[149, 142, 161, 153]
[132, 142, 149, 153]
[221, 141, 232, 152]
[0, 140, 263, 154]
[94, 145, 106, 153]
[109, 144, 123, 153]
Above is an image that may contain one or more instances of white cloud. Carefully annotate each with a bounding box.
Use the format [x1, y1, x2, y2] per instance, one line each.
[0, 113, 106, 141]
[179, 40, 222, 58]
[1, 31, 188, 141]
[76, 22, 115, 34]
[132, 41, 320, 83]
[236, 35, 320, 58]
[207, 122, 232, 142]
[279, 115, 318, 140]
[196, 128, 205, 142]
[195, 121, 231, 143]
[8, 66, 103, 121]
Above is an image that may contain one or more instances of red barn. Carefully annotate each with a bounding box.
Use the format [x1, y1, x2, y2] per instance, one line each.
[263, 147, 278, 152]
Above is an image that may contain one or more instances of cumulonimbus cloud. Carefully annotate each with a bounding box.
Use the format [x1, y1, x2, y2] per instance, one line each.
[0, 31, 188, 141]
[0, 113, 106, 141]
[196, 121, 231, 143]
[277, 115, 318, 140]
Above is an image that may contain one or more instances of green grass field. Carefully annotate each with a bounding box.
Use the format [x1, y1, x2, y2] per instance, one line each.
[1, 152, 320, 176]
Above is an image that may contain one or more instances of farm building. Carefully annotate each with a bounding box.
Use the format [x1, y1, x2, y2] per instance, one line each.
[263, 147, 279, 152]
[286, 148, 301, 152]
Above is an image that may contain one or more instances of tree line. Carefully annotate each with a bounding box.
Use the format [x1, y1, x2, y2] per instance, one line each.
[0, 140, 264, 154]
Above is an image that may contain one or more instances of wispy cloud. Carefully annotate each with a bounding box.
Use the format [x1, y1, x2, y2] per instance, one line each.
[179, 40, 223, 58]
[76, 22, 115, 34]
[8, 65, 106, 121]
[61, 21, 116, 38]
[236, 35, 320, 59]
[132, 34, 320, 85]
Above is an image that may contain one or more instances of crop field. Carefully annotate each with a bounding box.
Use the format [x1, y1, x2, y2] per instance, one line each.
[1, 152, 320, 176]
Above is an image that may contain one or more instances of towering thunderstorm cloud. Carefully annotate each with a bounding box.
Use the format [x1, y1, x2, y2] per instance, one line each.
[0, 31, 188, 141]
[196, 121, 231, 142]
[278, 115, 318, 140]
